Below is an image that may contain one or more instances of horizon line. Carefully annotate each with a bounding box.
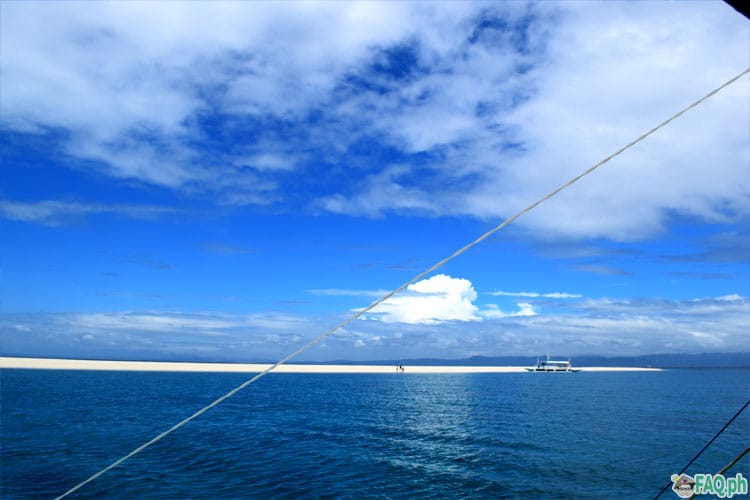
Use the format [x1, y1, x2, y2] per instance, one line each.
[0, 357, 663, 373]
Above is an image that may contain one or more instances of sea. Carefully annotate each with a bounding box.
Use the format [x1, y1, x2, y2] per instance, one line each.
[1, 368, 749, 499]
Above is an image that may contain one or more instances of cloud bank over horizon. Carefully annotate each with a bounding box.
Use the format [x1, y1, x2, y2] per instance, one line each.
[1, 295, 747, 362]
[3, 279, 748, 361]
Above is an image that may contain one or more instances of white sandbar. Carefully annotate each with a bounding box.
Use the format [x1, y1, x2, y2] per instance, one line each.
[0, 357, 661, 373]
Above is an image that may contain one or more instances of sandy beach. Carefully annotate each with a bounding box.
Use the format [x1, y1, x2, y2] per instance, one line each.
[0, 357, 661, 373]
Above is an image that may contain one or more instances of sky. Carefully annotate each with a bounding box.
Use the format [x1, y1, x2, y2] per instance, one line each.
[1, 1, 749, 362]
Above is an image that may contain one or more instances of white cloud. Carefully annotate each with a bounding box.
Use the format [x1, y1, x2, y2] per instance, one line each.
[716, 294, 743, 302]
[2, 293, 747, 360]
[0, 1, 428, 204]
[1, 2, 748, 240]
[321, 165, 439, 217]
[0, 200, 181, 225]
[543, 292, 583, 299]
[490, 291, 539, 298]
[311, 278, 545, 324]
[475, 3, 750, 241]
[367, 274, 481, 324]
[315, 3, 750, 241]
[66, 311, 309, 337]
[235, 153, 296, 172]
[70, 312, 236, 334]
[479, 302, 537, 320]
[490, 291, 582, 299]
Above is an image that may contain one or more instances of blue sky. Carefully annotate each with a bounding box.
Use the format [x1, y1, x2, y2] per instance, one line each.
[1, 1, 748, 362]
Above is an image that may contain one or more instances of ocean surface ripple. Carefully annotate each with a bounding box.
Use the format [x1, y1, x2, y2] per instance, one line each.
[2, 369, 749, 499]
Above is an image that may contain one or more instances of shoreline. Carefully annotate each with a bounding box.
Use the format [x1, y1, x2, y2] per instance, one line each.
[0, 357, 662, 373]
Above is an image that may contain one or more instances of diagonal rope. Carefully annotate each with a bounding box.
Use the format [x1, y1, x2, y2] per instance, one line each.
[654, 398, 750, 499]
[55, 67, 750, 500]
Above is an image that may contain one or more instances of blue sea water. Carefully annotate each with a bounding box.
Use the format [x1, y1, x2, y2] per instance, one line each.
[1, 369, 749, 499]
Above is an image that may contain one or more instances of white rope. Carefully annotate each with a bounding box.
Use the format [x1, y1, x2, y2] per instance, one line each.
[55, 67, 750, 499]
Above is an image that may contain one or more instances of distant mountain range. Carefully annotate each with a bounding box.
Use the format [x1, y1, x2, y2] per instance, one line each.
[327, 353, 750, 368]
[2, 352, 749, 368]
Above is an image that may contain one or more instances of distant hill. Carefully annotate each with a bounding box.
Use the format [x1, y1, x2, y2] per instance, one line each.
[327, 353, 750, 368]
[2, 352, 749, 368]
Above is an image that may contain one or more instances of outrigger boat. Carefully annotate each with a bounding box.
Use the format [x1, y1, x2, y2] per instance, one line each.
[526, 354, 581, 372]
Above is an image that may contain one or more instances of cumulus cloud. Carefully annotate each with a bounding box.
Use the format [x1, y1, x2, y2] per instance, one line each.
[309, 276, 543, 325]
[367, 274, 481, 324]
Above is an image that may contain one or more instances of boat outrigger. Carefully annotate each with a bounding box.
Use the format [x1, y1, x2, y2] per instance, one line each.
[526, 355, 581, 372]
